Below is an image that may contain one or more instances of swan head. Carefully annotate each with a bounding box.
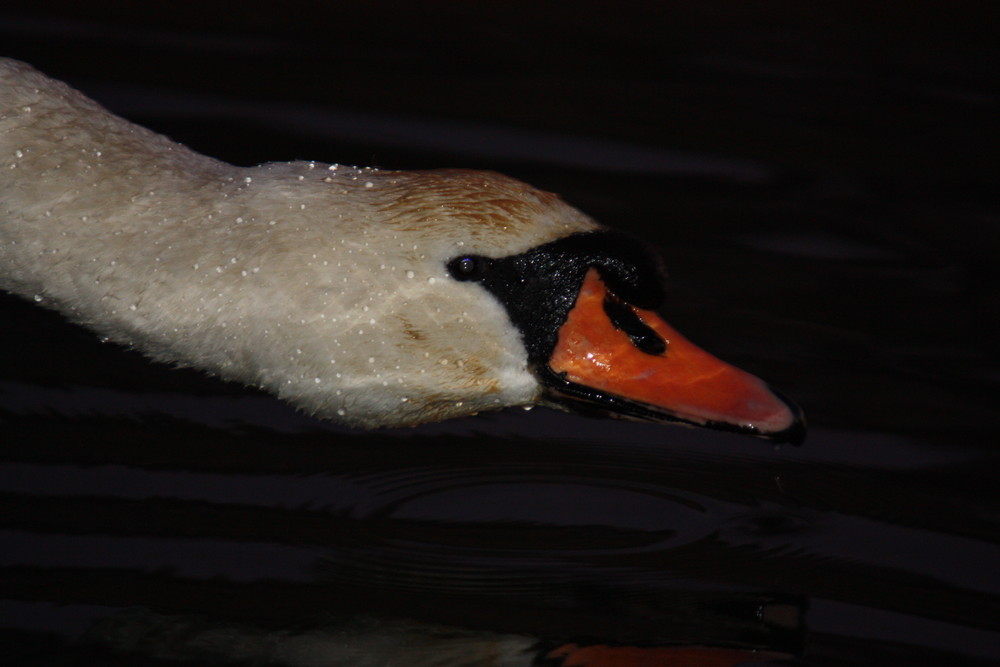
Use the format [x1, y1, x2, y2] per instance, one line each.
[239, 166, 803, 443]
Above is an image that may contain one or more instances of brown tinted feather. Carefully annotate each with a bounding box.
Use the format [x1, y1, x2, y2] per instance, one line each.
[378, 169, 559, 234]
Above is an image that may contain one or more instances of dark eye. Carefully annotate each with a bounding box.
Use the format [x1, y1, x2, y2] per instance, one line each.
[446, 255, 490, 281]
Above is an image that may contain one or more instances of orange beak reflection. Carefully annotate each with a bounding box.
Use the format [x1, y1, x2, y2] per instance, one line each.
[544, 269, 805, 443]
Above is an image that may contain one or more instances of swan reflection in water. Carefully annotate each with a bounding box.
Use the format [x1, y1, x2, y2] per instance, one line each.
[84, 606, 801, 666]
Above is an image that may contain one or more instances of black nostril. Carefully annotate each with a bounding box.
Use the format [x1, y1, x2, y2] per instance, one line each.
[602, 294, 667, 355]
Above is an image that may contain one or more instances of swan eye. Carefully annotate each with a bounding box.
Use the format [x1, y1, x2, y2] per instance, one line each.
[446, 255, 489, 281]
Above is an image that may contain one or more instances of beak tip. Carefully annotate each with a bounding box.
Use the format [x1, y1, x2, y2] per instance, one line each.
[765, 416, 807, 446]
[759, 387, 807, 446]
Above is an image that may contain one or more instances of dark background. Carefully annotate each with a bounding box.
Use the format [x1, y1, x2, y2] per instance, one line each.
[1, 2, 999, 665]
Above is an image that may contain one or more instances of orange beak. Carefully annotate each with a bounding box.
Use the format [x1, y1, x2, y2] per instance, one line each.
[542, 269, 805, 443]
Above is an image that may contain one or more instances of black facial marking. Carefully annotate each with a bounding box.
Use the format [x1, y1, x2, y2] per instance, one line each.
[445, 231, 666, 365]
[602, 293, 667, 355]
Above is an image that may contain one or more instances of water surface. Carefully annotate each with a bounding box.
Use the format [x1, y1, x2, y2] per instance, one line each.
[1, 5, 998, 665]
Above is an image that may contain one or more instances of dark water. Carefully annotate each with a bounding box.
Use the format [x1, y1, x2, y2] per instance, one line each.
[2, 4, 999, 665]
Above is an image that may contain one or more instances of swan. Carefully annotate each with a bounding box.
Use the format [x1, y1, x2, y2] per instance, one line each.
[0, 59, 804, 442]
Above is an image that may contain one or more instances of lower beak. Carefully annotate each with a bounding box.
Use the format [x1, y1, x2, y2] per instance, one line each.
[541, 269, 805, 444]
